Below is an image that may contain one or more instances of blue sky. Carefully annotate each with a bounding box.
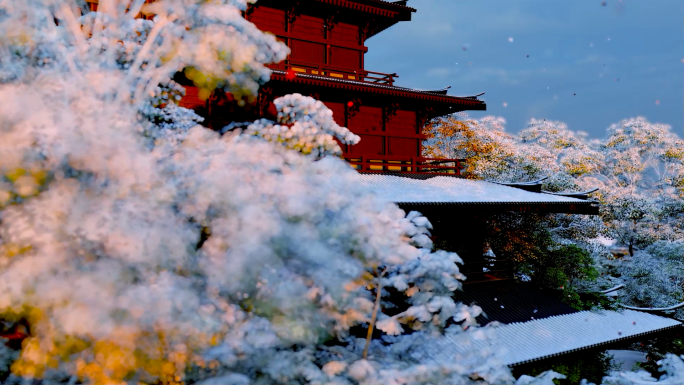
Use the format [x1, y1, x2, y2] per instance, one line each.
[364, 0, 683, 138]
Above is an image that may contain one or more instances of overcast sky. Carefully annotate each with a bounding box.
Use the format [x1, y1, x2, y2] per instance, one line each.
[364, 0, 683, 138]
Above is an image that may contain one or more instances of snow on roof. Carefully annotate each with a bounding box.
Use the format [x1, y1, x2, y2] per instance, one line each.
[270, 70, 485, 104]
[429, 310, 681, 366]
[355, 174, 589, 204]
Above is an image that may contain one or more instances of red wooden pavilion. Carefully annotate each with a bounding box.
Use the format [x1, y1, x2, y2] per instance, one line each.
[175, 0, 600, 282]
[177, 0, 486, 175]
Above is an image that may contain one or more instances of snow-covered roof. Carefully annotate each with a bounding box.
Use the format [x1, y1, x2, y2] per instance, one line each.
[270, 70, 486, 106]
[430, 310, 681, 366]
[356, 174, 590, 205]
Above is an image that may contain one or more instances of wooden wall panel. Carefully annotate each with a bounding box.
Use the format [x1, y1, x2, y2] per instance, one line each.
[350, 135, 384, 156]
[352, 106, 383, 134]
[250, 6, 286, 34]
[388, 137, 418, 157]
[330, 46, 361, 70]
[324, 102, 346, 127]
[290, 39, 325, 65]
[386, 110, 417, 133]
[348, 106, 383, 155]
[292, 14, 324, 39]
[329, 22, 359, 45]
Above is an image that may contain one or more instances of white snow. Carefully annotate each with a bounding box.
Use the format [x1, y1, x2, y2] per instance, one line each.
[425, 309, 680, 366]
[596, 236, 617, 247]
[351, 174, 589, 204]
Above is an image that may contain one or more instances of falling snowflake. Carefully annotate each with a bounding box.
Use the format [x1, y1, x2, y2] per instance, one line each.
[508, 37, 514, 43]
[503, 102, 508, 107]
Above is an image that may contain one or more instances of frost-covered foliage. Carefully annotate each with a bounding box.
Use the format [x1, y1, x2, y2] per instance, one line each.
[0, 1, 537, 384]
[244, 93, 360, 157]
[596, 118, 684, 251]
[424, 114, 684, 248]
[617, 241, 684, 318]
[0, 0, 678, 384]
[601, 354, 684, 384]
[423, 114, 558, 184]
[423, 113, 684, 312]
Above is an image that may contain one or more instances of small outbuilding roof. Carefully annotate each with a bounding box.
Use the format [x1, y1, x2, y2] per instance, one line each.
[353, 174, 598, 214]
[429, 309, 681, 366]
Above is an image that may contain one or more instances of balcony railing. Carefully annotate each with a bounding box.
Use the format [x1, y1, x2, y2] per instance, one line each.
[344, 154, 465, 175]
[270, 61, 398, 86]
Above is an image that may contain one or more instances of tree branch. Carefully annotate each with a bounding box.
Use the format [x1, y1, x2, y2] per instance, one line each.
[363, 267, 387, 359]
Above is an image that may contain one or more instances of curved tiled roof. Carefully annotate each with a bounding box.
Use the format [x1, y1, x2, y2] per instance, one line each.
[270, 70, 486, 108]
[312, 0, 415, 18]
[318, 0, 415, 12]
[362, 0, 416, 11]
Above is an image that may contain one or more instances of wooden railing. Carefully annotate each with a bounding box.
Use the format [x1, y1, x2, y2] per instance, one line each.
[270, 61, 398, 86]
[343, 154, 465, 175]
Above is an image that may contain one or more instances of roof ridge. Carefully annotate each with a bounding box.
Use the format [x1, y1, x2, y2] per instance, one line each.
[270, 70, 486, 102]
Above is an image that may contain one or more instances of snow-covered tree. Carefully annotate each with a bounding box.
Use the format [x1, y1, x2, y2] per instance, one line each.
[424, 114, 556, 183]
[424, 115, 603, 291]
[424, 112, 684, 321]
[0, 1, 547, 384]
[595, 118, 684, 254]
[617, 241, 684, 319]
[1, 1, 681, 384]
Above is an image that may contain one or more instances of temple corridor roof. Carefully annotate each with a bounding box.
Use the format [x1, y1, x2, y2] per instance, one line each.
[427, 309, 681, 366]
[356, 173, 593, 205]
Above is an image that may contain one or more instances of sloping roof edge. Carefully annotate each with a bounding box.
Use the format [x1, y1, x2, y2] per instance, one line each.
[427, 310, 681, 367]
[355, 173, 593, 204]
[332, 0, 417, 12]
[395, 201, 596, 206]
[270, 70, 487, 108]
[510, 323, 681, 366]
